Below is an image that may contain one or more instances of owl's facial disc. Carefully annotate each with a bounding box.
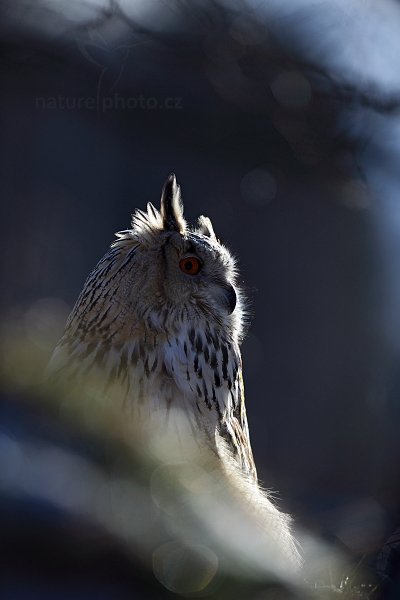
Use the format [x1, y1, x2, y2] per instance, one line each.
[160, 230, 237, 320]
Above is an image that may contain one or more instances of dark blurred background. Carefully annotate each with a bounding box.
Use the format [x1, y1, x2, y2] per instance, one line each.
[1, 0, 400, 597]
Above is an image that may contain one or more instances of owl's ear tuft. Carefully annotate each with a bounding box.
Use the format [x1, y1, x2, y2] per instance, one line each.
[197, 215, 216, 239]
[160, 173, 186, 233]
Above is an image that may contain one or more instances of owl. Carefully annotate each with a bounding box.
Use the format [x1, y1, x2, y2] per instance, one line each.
[49, 174, 301, 567]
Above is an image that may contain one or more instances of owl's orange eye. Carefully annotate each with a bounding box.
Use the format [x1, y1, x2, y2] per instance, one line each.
[179, 256, 202, 275]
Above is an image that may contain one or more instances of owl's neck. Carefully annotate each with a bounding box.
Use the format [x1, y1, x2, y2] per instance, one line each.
[53, 319, 236, 426]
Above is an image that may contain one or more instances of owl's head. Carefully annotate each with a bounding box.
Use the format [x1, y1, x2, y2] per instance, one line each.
[71, 175, 245, 344]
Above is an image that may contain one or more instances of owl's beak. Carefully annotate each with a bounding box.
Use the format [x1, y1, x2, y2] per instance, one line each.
[222, 284, 237, 314]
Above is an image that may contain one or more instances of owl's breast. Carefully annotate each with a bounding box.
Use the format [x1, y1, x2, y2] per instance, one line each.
[159, 326, 241, 424]
[157, 326, 256, 479]
[49, 326, 236, 440]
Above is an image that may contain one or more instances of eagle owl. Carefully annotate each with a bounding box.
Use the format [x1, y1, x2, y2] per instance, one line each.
[49, 174, 301, 567]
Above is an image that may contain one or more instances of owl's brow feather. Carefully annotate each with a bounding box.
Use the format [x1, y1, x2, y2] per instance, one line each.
[184, 241, 197, 254]
[160, 239, 169, 264]
[186, 233, 216, 255]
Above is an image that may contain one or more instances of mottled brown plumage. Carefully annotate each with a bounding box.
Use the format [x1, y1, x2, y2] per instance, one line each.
[49, 174, 301, 567]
